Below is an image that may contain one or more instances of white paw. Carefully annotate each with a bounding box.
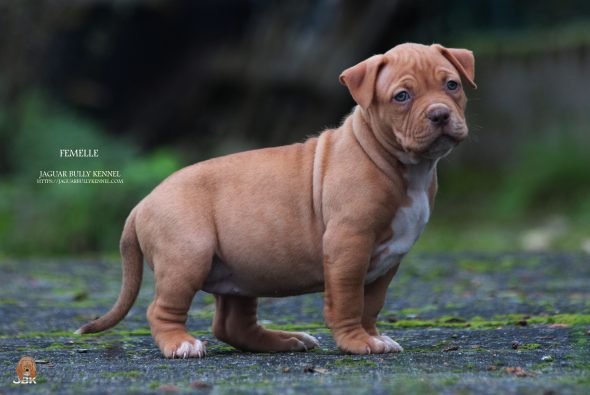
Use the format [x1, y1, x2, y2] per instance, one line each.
[296, 332, 320, 349]
[378, 335, 403, 353]
[171, 340, 206, 359]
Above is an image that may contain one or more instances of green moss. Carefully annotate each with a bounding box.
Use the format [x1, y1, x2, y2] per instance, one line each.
[520, 343, 542, 350]
[378, 313, 590, 330]
[148, 381, 161, 389]
[334, 357, 377, 368]
[528, 314, 590, 326]
[210, 344, 238, 352]
[378, 315, 502, 329]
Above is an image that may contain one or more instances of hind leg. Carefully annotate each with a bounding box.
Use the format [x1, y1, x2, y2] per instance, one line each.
[212, 295, 319, 352]
[147, 249, 212, 359]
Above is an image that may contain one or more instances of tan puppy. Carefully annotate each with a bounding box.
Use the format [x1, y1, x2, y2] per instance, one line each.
[77, 43, 476, 358]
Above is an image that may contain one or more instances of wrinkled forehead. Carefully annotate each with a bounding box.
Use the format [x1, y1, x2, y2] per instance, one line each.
[381, 44, 459, 86]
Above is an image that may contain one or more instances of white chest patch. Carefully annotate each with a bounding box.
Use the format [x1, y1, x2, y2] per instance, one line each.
[365, 161, 436, 284]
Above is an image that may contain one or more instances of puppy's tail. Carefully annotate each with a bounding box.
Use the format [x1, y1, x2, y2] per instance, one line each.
[76, 209, 143, 334]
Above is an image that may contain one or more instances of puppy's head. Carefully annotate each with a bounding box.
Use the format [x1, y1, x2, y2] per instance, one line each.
[340, 43, 476, 163]
[16, 356, 36, 381]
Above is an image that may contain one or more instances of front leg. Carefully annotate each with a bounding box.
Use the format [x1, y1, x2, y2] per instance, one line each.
[323, 228, 399, 354]
[362, 265, 403, 352]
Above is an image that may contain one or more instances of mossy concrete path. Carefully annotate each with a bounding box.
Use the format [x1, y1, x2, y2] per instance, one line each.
[1, 253, 589, 394]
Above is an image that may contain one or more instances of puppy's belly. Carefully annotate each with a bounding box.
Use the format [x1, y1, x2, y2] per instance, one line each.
[202, 256, 325, 297]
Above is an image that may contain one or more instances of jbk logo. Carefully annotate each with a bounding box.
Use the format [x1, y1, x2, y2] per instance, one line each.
[13, 356, 37, 385]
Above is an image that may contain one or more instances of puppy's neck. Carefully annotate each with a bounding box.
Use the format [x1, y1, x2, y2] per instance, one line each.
[350, 106, 435, 178]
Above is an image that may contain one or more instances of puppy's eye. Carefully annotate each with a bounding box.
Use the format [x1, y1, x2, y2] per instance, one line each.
[393, 90, 410, 102]
[446, 80, 459, 91]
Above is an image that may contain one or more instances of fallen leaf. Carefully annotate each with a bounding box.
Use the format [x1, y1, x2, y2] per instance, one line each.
[189, 381, 211, 389]
[505, 367, 535, 377]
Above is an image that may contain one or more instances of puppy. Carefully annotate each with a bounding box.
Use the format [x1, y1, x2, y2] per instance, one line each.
[77, 43, 476, 358]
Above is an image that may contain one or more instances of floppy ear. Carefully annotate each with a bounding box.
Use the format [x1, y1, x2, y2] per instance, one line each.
[27, 358, 36, 378]
[432, 44, 477, 89]
[339, 54, 386, 110]
[16, 361, 24, 381]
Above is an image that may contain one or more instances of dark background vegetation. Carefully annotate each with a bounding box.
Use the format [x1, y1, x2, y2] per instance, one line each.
[0, 0, 589, 256]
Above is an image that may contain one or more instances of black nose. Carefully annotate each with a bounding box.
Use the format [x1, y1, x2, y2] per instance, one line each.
[427, 106, 450, 126]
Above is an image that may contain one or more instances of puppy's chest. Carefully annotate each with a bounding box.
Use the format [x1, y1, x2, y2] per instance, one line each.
[366, 163, 434, 284]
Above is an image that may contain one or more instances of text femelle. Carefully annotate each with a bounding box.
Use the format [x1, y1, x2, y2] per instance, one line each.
[59, 149, 99, 158]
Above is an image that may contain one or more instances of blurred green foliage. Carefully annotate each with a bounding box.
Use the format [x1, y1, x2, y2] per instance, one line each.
[0, 94, 182, 256]
[418, 129, 590, 253]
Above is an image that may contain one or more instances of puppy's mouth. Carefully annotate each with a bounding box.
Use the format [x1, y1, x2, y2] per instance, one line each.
[420, 135, 460, 159]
